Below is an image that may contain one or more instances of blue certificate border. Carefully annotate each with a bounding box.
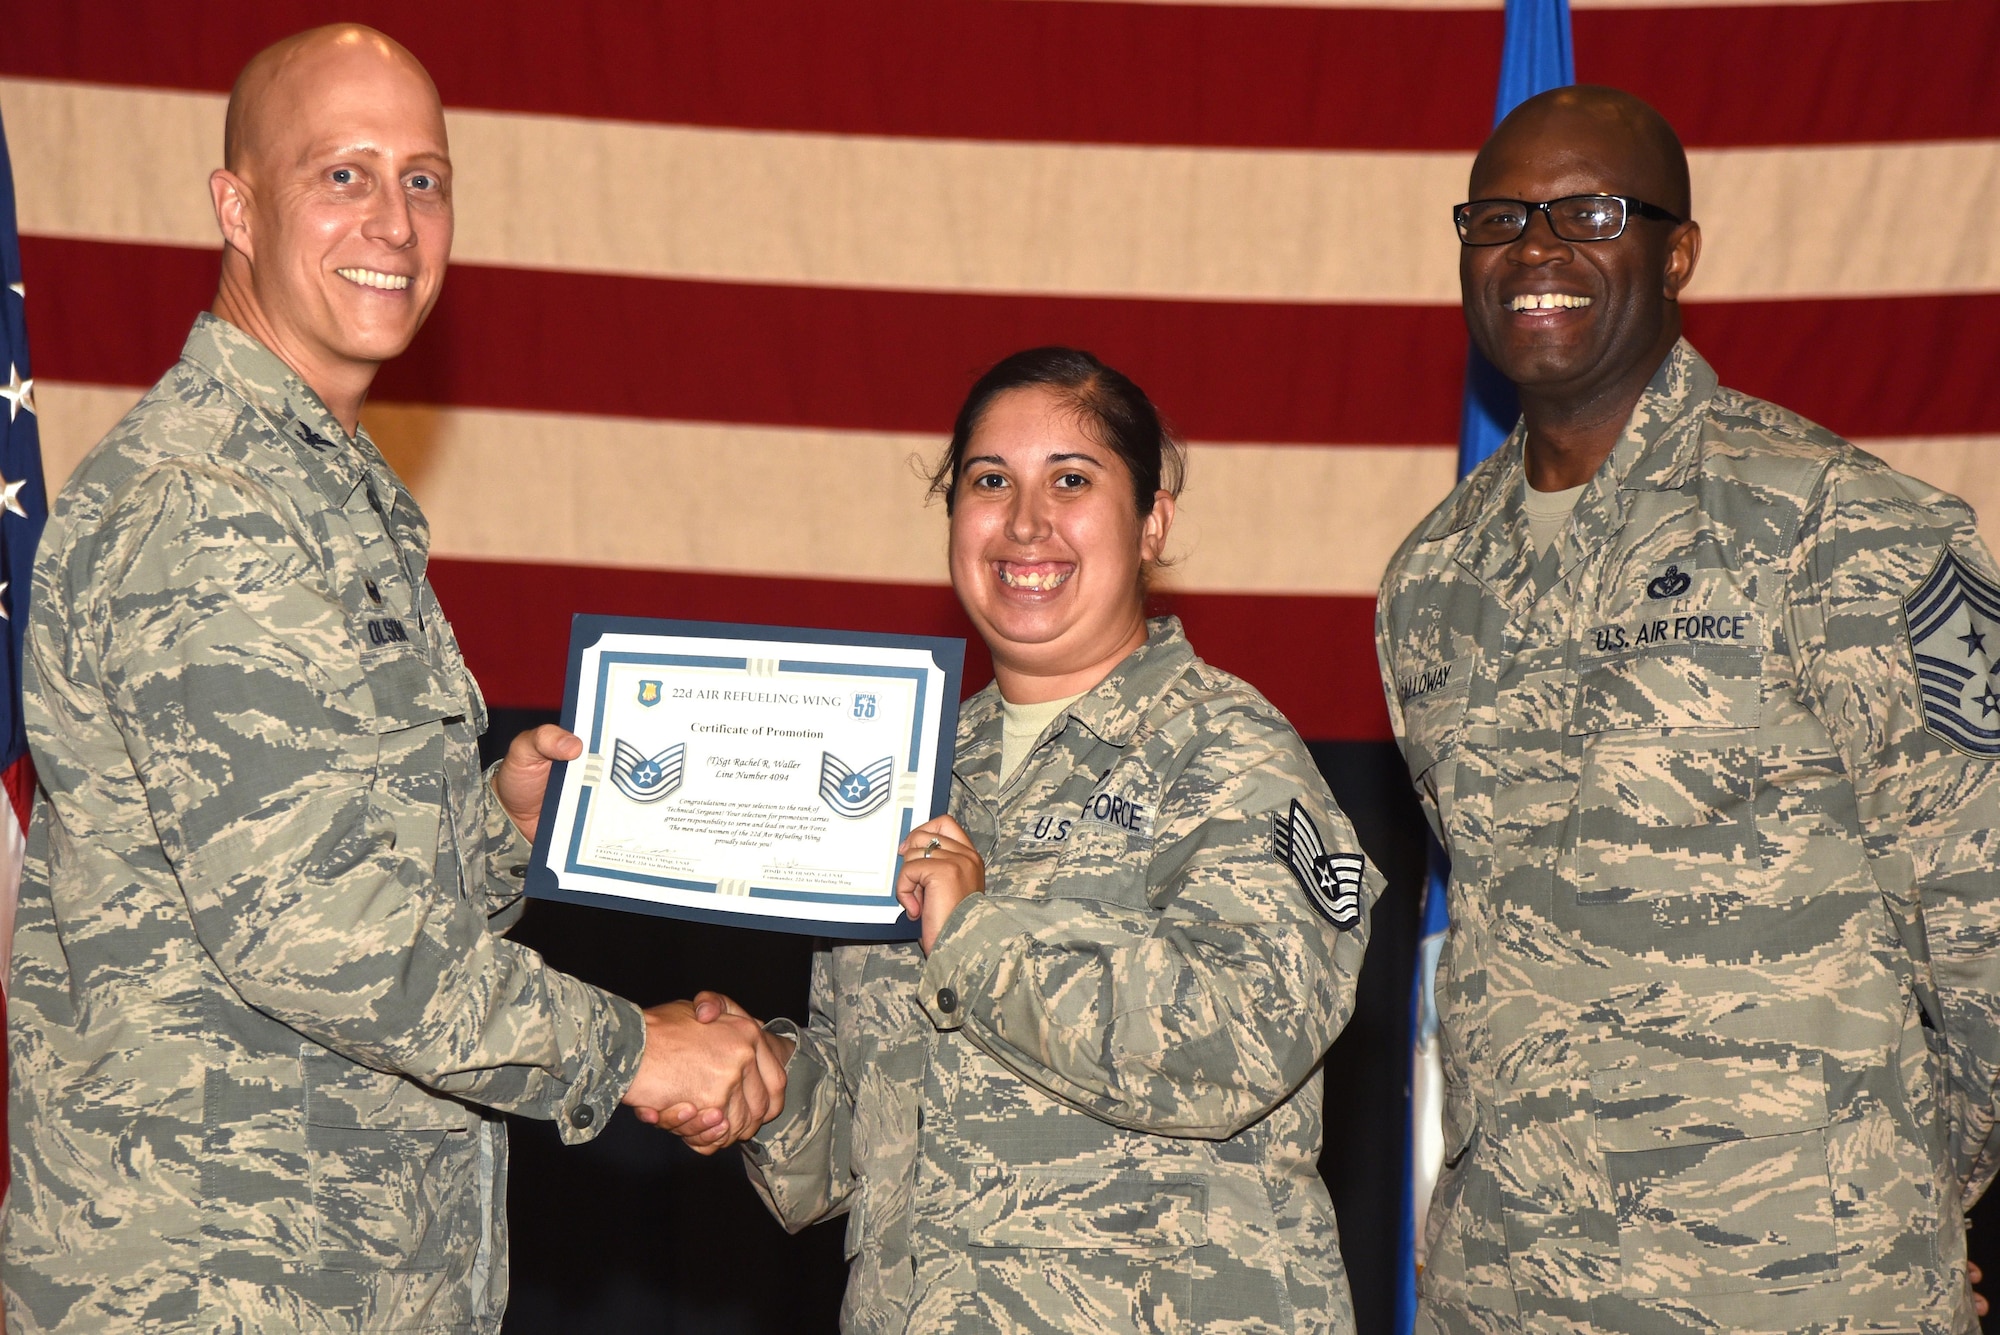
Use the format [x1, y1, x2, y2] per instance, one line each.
[526, 616, 964, 940]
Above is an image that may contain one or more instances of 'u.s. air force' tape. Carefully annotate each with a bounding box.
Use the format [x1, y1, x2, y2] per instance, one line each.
[1906, 547, 2000, 758]
[609, 739, 686, 802]
[819, 752, 894, 819]
[1272, 799, 1363, 929]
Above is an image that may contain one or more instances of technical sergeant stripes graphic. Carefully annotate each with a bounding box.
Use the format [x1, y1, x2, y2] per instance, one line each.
[818, 752, 893, 820]
[1272, 798, 1363, 931]
[608, 739, 685, 803]
[1905, 547, 2000, 757]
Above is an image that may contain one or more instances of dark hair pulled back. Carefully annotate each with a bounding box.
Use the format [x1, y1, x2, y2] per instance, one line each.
[928, 347, 1186, 515]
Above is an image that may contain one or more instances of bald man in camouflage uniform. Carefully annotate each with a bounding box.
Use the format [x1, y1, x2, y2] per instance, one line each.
[1380, 86, 2000, 1335]
[746, 618, 1382, 1333]
[4, 26, 783, 1335]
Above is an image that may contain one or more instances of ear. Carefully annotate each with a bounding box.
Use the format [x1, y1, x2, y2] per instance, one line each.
[210, 168, 255, 262]
[1139, 491, 1176, 564]
[1662, 219, 1701, 301]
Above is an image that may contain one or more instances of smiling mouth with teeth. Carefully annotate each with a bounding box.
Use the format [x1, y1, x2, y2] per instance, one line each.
[996, 564, 1073, 592]
[336, 267, 412, 292]
[1508, 293, 1591, 312]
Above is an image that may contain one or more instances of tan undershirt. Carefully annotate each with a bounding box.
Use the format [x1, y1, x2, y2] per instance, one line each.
[1524, 479, 1590, 555]
[1000, 691, 1087, 784]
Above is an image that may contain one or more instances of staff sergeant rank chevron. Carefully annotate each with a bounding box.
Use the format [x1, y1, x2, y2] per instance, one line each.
[1273, 798, 1363, 929]
[1906, 547, 2000, 756]
[610, 739, 685, 802]
[818, 752, 893, 819]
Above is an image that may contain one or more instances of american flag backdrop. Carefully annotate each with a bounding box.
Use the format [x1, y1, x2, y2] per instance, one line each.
[0, 2, 1998, 1325]
[2, 0, 1996, 750]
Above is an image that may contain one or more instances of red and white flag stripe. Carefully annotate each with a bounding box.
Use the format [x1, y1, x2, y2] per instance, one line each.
[3, 0, 1995, 741]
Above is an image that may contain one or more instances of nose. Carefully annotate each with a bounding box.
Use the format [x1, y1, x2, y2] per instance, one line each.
[1004, 486, 1053, 543]
[1507, 206, 1573, 266]
[362, 177, 417, 249]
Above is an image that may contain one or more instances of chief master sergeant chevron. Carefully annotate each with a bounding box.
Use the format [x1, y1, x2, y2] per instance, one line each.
[2, 25, 790, 1335]
[1377, 86, 2000, 1334]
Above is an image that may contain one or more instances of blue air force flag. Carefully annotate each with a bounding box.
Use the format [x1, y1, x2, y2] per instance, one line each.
[609, 739, 685, 802]
[1906, 548, 2000, 757]
[819, 752, 894, 819]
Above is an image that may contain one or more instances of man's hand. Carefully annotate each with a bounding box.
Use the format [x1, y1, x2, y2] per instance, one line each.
[895, 815, 984, 955]
[655, 992, 798, 1152]
[622, 997, 790, 1153]
[493, 725, 583, 844]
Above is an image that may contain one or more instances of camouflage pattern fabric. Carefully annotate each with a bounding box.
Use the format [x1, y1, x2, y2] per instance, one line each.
[1376, 339, 2000, 1335]
[745, 617, 1383, 1334]
[4, 315, 648, 1334]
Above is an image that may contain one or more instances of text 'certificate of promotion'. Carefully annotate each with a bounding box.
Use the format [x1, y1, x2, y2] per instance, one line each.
[527, 617, 965, 939]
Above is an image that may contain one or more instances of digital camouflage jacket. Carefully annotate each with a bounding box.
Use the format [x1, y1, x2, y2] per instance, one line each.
[1378, 340, 2000, 1335]
[746, 618, 1383, 1333]
[5, 316, 647, 1334]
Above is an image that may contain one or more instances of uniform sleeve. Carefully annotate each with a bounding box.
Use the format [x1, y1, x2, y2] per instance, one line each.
[920, 709, 1380, 1138]
[742, 948, 855, 1231]
[474, 759, 535, 928]
[78, 462, 646, 1143]
[1375, 597, 1425, 823]
[1784, 457, 2000, 1202]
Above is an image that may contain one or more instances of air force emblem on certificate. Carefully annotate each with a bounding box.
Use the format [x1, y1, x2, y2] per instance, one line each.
[1906, 548, 2000, 757]
[1273, 799, 1363, 929]
[637, 679, 663, 707]
[610, 739, 686, 802]
[819, 752, 894, 819]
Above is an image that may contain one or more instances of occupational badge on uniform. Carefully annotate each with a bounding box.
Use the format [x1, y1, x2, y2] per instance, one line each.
[1646, 564, 1692, 599]
[1905, 548, 2000, 757]
[819, 752, 894, 819]
[1272, 799, 1363, 929]
[636, 679, 663, 707]
[290, 418, 336, 452]
[609, 739, 686, 802]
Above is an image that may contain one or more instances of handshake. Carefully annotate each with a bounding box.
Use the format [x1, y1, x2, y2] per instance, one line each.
[618, 992, 794, 1153]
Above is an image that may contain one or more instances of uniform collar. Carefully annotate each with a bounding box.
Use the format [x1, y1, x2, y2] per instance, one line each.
[1429, 339, 1717, 606]
[956, 616, 1198, 794]
[179, 314, 406, 511]
[1063, 615, 1197, 746]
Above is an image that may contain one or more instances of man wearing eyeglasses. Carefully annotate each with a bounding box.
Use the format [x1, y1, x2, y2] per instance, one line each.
[1377, 85, 2000, 1333]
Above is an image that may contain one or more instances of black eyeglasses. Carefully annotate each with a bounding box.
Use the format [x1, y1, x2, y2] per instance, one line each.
[1453, 194, 1685, 246]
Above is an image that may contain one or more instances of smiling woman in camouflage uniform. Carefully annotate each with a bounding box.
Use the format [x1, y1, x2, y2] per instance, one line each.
[715, 347, 1383, 1334]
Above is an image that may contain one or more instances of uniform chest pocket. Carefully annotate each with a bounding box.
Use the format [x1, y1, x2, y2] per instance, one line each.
[1399, 676, 1470, 845]
[1568, 647, 1764, 909]
[1593, 1055, 1839, 1297]
[1041, 821, 1151, 907]
[359, 647, 465, 735]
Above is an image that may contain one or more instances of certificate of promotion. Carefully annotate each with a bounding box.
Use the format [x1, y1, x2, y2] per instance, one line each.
[527, 617, 964, 938]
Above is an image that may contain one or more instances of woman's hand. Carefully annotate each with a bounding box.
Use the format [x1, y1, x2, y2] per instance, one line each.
[896, 816, 984, 954]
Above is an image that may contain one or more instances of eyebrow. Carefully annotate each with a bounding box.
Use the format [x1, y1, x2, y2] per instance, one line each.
[961, 451, 1104, 468]
[303, 142, 451, 169]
